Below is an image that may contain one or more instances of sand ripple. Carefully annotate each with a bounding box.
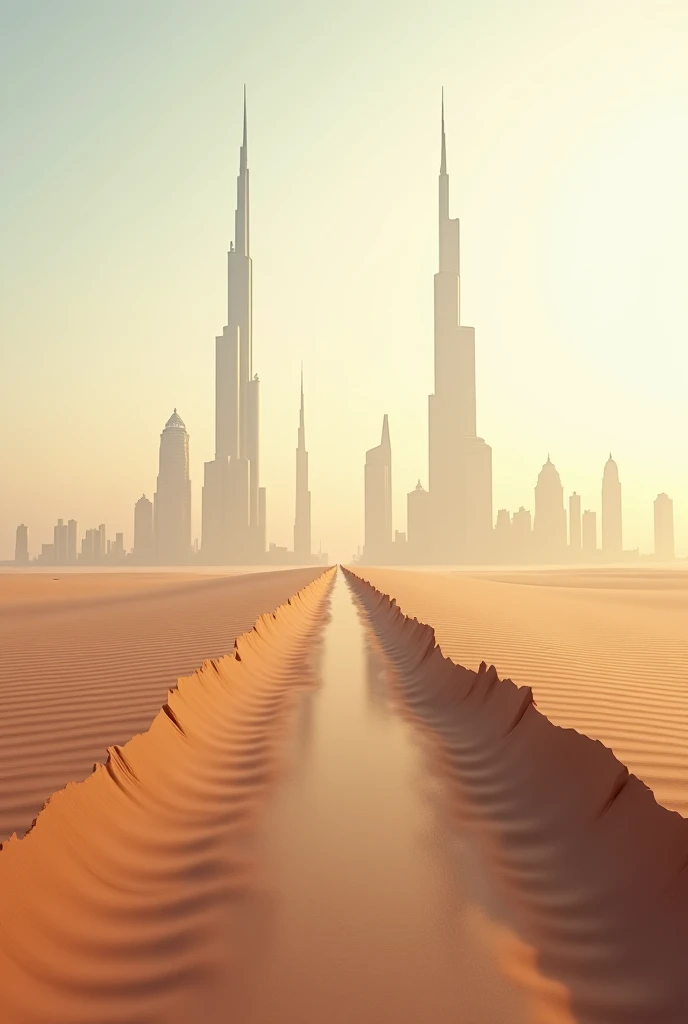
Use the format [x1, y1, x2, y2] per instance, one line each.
[0, 567, 327, 840]
[344, 567, 688, 1023]
[352, 566, 688, 817]
[0, 567, 335, 1024]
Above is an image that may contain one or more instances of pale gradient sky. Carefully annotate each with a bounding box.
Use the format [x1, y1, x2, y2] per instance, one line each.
[2, 0, 688, 561]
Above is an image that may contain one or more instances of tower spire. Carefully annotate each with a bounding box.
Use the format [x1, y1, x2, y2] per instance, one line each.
[440, 87, 447, 175]
[242, 84, 247, 156]
[381, 413, 390, 448]
[298, 364, 305, 442]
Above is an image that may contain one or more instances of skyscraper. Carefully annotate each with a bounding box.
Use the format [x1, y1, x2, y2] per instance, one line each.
[67, 519, 78, 564]
[154, 410, 191, 565]
[202, 90, 264, 564]
[654, 493, 674, 560]
[407, 480, 431, 559]
[427, 93, 492, 563]
[293, 368, 312, 560]
[602, 455, 622, 560]
[533, 457, 567, 562]
[363, 415, 392, 563]
[569, 492, 582, 554]
[54, 519, 68, 564]
[582, 509, 597, 555]
[511, 506, 533, 562]
[14, 524, 28, 564]
[134, 494, 154, 564]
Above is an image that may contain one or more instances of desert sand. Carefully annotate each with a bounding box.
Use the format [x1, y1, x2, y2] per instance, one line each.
[345, 566, 688, 1021]
[0, 567, 325, 840]
[2, 565, 688, 1021]
[353, 566, 688, 817]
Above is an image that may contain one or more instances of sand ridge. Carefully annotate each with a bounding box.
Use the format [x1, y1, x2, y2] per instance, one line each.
[352, 566, 688, 817]
[0, 567, 336, 1024]
[0, 566, 327, 840]
[344, 567, 688, 1022]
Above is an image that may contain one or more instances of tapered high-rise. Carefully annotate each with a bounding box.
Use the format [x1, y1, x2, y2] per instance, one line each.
[293, 369, 312, 560]
[134, 494, 154, 564]
[602, 454, 622, 559]
[533, 457, 567, 562]
[202, 90, 264, 563]
[364, 415, 392, 562]
[428, 94, 492, 562]
[154, 410, 191, 564]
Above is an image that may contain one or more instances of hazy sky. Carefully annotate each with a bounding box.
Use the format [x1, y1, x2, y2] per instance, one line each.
[2, 0, 688, 561]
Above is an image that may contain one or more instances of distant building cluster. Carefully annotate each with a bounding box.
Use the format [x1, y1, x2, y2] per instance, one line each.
[360, 98, 678, 567]
[12, 94, 326, 570]
[9, 95, 678, 569]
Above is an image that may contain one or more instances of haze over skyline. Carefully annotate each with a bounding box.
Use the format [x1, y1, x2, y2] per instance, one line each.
[3, 0, 688, 561]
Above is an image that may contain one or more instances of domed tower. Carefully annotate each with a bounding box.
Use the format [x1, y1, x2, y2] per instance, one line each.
[602, 454, 622, 559]
[154, 410, 191, 564]
[533, 456, 567, 563]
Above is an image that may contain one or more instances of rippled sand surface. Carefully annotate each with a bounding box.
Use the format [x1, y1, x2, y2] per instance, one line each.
[3, 565, 688, 1021]
[0, 567, 325, 840]
[354, 566, 688, 816]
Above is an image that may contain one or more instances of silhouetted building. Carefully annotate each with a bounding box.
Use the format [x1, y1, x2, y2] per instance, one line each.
[582, 509, 597, 555]
[202, 91, 264, 564]
[40, 543, 54, 563]
[494, 508, 512, 563]
[569, 492, 581, 554]
[97, 524, 106, 560]
[427, 94, 492, 563]
[511, 506, 533, 562]
[54, 519, 68, 564]
[602, 455, 622, 560]
[67, 519, 78, 564]
[293, 368, 312, 560]
[154, 410, 191, 565]
[14, 524, 28, 564]
[534, 457, 567, 562]
[134, 494, 154, 564]
[407, 480, 432, 560]
[113, 532, 125, 563]
[654, 493, 674, 560]
[363, 415, 392, 563]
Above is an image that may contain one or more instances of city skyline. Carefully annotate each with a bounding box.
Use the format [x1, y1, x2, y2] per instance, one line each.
[4, 2, 688, 561]
[5, 91, 686, 566]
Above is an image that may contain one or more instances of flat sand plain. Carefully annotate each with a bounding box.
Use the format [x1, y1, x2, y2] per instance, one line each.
[355, 566, 688, 817]
[0, 568, 325, 841]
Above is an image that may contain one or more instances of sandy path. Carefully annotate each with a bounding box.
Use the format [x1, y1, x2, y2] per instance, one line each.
[0, 567, 326, 840]
[235, 572, 528, 1023]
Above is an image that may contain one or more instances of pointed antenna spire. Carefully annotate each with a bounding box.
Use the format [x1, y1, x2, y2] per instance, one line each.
[440, 87, 447, 175]
[242, 84, 247, 151]
[381, 413, 390, 447]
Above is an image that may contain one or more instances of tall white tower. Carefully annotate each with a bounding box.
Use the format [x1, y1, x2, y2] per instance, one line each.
[427, 93, 492, 563]
[293, 367, 312, 560]
[203, 89, 264, 563]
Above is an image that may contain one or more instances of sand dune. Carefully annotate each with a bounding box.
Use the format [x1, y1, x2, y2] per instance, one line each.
[0, 567, 335, 1024]
[0, 567, 326, 841]
[352, 566, 688, 817]
[344, 567, 688, 1021]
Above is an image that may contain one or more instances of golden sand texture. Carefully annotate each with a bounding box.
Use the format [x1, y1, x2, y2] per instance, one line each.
[0, 568, 327, 841]
[353, 566, 688, 817]
[0, 567, 335, 1024]
[344, 567, 688, 1021]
